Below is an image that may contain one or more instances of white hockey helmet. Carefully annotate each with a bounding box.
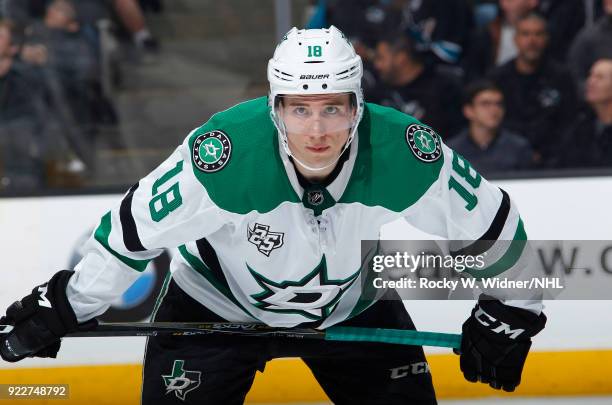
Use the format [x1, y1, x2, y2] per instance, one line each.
[268, 26, 364, 171]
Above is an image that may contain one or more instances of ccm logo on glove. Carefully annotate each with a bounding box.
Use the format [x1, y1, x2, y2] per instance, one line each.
[457, 295, 546, 391]
[474, 307, 525, 339]
[37, 286, 52, 309]
[0, 270, 96, 363]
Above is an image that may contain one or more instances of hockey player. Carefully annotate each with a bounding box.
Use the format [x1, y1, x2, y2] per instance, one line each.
[1, 27, 546, 404]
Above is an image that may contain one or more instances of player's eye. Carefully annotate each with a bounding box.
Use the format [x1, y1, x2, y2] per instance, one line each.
[292, 106, 310, 117]
[323, 106, 340, 115]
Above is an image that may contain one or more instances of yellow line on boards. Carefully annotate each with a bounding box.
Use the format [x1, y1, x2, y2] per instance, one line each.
[0, 350, 610, 404]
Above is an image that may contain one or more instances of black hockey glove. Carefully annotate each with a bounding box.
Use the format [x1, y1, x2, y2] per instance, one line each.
[0, 270, 96, 362]
[456, 294, 546, 392]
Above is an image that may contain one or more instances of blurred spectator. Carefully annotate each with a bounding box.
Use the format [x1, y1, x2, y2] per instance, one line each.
[325, 0, 474, 68]
[21, 0, 102, 167]
[0, 20, 48, 190]
[567, 0, 612, 91]
[2, 0, 159, 51]
[463, 0, 537, 82]
[472, 0, 499, 27]
[305, 0, 329, 29]
[397, 0, 474, 66]
[19, 0, 97, 76]
[537, 0, 585, 62]
[488, 12, 578, 166]
[324, 1, 393, 99]
[585, 0, 605, 26]
[326, 0, 396, 47]
[448, 80, 534, 174]
[560, 59, 612, 168]
[113, 0, 159, 52]
[371, 33, 464, 138]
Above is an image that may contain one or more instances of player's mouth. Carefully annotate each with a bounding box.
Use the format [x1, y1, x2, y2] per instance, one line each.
[306, 145, 330, 153]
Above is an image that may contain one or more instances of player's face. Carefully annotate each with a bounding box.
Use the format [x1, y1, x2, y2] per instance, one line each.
[45, 1, 76, 30]
[374, 42, 403, 85]
[515, 18, 548, 63]
[586, 60, 612, 105]
[279, 93, 355, 169]
[464, 90, 505, 130]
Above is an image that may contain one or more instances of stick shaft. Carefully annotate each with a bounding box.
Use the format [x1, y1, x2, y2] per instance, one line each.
[0, 323, 461, 349]
[72, 322, 325, 339]
[326, 326, 462, 349]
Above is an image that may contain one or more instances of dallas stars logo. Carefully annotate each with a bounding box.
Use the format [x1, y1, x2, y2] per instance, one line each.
[162, 360, 201, 401]
[405, 124, 441, 163]
[248, 256, 359, 321]
[192, 130, 232, 172]
[203, 141, 221, 161]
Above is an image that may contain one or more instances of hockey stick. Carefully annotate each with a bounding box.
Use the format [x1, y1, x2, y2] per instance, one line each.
[0, 322, 461, 349]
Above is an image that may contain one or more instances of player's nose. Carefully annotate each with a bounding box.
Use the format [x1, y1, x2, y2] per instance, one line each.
[308, 118, 327, 136]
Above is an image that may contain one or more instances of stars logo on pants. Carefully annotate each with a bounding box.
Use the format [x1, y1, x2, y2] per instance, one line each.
[162, 360, 201, 401]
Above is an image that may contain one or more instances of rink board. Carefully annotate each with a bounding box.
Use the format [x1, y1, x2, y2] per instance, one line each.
[1, 177, 612, 402]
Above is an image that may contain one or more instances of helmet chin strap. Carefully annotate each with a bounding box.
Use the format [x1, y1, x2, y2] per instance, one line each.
[290, 149, 344, 172]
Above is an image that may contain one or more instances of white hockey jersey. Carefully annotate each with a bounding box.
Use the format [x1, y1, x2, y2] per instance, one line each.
[66, 98, 535, 328]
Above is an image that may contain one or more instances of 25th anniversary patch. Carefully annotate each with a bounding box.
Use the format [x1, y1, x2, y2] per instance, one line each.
[405, 124, 442, 163]
[192, 130, 232, 172]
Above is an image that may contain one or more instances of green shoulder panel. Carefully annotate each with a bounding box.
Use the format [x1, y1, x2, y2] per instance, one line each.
[339, 103, 445, 212]
[188, 97, 301, 214]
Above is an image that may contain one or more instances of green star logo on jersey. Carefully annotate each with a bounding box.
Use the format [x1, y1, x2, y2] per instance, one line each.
[202, 139, 222, 163]
[248, 256, 360, 321]
[162, 360, 201, 401]
[406, 124, 442, 163]
[415, 131, 435, 153]
[192, 130, 232, 172]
